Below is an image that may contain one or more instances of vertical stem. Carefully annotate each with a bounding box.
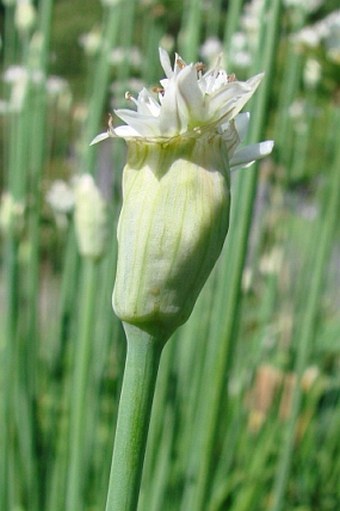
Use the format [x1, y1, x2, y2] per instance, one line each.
[1, 234, 19, 511]
[65, 258, 98, 511]
[105, 323, 164, 511]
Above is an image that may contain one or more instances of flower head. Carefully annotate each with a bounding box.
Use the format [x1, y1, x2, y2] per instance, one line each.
[92, 49, 273, 340]
[92, 48, 273, 170]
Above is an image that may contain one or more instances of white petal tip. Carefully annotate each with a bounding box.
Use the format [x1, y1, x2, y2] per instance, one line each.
[260, 140, 274, 156]
[90, 132, 110, 146]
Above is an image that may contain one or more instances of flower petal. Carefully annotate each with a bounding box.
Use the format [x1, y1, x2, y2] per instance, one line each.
[209, 74, 264, 123]
[176, 65, 205, 123]
[136, 88, 161, 117]
[114, 108, 161, 136]
[230, 140, 274, 170]
[234, 112, 250, 142]
[90, 132, 110, 145]
[158, 77, 189, 136]
[159, 47, 173, 78]
[114, 125, 142, 138]
[220, 120, 240, 156]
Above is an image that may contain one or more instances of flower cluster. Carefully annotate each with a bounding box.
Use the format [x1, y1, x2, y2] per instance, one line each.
[91, 49, 274, 339]
[92, 48, 273, 172]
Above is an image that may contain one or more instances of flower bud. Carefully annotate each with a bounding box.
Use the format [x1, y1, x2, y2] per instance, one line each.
[113, 135, 230, 339]
[0, 192, 25, 237]
[92, 48, 274, 340]
[74, 175, 108, 260]
[15, 0, 36, 35]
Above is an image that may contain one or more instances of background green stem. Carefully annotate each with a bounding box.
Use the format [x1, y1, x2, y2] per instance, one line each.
[105, 324, 164, 511]
[65, 257, 98, 511]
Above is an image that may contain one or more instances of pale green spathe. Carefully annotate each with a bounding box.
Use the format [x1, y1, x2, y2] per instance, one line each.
[113, 134, 230, 339]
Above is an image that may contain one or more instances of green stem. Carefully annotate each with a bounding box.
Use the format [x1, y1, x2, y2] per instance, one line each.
[65, 257, 98, 511]
[105, 323, 164, 511]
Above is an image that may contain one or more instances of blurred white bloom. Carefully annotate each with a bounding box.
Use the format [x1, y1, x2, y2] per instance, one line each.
[293, 27, 321, 48]
[200, 36, 223, 64]
[73, 175, 108, 259]
[110, 46, 142, 69]
[111, 78, 144, 96]
[79, 29, 102, 57]
[101, 0, 122, 6]
[46, 76, 69, 96]
[293, 9, 340, 62]
[242, 267, 253, 292]
[288, 99, 305, 119]
[0, 192, 25, 235]
[3, 64, 43, 85]
[322, 10, 340, 63]
[14, 0, 36, 34]
[3, 65, 28, 83]
[283, 0, 324, 13]
[237, 0, 265, 66]
[4, 67, 30, 112]
[3, 64, 42, 112]
[92, 48, 274, 173]
[46, 180, 75, 214]
[159, 34, 175, 53]
[303, 58, 322, 88]
[229, 32, 252, 69]
[301, 366, 320, 391]
[259, 247, 283, 275]
[46, 180, 75, 230]
[241, 0, 264, 35]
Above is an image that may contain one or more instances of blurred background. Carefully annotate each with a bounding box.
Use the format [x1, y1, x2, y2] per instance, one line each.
[0, 1, 340, 510]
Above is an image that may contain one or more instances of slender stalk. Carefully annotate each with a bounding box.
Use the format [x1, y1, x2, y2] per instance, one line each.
[223, 0, 244, 52]
[180, 0, 202, 61]
[65, 257, 98, 511]
[105, 323, 165, 511]
[1, 234, 19, 511]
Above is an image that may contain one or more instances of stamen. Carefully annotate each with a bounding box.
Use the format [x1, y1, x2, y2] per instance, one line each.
[108, 113, 115, 135]
[152, 86, 165, 95]
[176, 57, 186, 69]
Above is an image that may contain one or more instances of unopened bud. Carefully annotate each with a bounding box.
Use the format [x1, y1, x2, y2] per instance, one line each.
[113, 136, 230, 339]
[15, 0, 36, 35]
[74, 175, 108, 259]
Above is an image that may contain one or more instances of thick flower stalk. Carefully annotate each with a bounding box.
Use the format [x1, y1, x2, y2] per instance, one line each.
[92, 48, 273, 511]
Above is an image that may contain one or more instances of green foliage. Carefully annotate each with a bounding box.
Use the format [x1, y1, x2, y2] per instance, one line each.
[1, 1, 339, 510]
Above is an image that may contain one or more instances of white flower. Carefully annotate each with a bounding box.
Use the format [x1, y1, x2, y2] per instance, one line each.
[79, 29, 102, 57]
[303, 59, 322, 88]
[95, 50, 274, 338]
[14, 0, 36, 34]
[200, 37, 223, 63]
[92, 48, 273, 172]
[110, 46, 142, 69]
[46, 180, 75, 215]
[46, 76, 69, 96]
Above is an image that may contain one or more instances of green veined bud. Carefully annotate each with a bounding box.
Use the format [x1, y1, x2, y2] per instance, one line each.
[113, 134, 230, 339]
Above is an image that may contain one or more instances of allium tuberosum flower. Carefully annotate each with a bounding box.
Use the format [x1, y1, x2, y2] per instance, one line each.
[92, 49, 273, 341]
